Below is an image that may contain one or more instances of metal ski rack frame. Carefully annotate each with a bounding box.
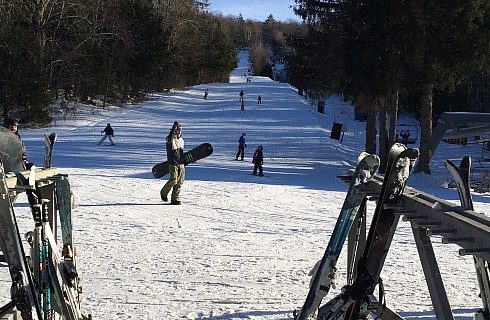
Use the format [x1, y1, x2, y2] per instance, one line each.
[414, 112, 490, 174]
[0, 167, 90, 320]
[344, 173, 490, 320]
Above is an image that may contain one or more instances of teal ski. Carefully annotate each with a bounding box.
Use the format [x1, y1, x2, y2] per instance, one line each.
[296, 152, 380, 320]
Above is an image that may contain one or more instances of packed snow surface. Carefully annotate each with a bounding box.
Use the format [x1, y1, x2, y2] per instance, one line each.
[2, 51, 489, 319]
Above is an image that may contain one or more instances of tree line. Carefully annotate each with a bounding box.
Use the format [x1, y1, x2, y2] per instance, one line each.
[287, 0, 490, 173]
[0, 0, 236, 125]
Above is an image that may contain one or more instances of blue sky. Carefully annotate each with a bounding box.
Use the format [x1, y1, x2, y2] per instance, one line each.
[208, 0, 300, 22]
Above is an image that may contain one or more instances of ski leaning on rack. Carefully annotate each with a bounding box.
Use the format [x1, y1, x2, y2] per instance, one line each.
[44, 132, 57, 169]
[295, 152, 380, 320]
[445, 157, 490, 320]
[54, 175, 85, 317]
[0, 159, 42, 320]
[24, 185, 89, 320]
[318, 144, 419, 320]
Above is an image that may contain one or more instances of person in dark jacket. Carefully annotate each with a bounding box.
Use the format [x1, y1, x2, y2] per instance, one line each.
[235, 133, 247, 161]
[252, 145, 264, 176]
[98, 123, 115, 145]
[160, 121, 185, 205]
[7, 119, 30, 168]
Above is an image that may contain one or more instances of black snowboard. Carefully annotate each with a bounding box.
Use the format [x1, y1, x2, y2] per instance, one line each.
[0, 127, 25, 173]
[44, 132, 57, 169]
[152, 143, 213, 178]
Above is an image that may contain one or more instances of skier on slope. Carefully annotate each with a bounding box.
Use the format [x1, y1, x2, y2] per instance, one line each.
[252, 145, 264, 176]
[235, 133, 247, 161]
[160, 121, 185, 205]
[98, 123, 115, 145]
[6, 119, 32, 168]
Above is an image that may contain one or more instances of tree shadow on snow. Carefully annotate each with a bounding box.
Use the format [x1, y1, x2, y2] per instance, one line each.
[197, 309, 290, 320]
[397, 307, 479, 319]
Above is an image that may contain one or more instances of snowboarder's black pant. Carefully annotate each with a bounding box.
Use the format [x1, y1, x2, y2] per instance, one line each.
[253, 163, 263, 176]
[236, 146, 245, 160]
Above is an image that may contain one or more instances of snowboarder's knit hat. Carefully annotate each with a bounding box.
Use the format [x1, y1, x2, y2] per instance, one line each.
[258, 145, 263, 149]
[7, 119, 18, 127]
[173, 121, 181, 128]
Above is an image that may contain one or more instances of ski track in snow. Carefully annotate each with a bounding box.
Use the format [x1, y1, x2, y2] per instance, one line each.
[0, 50, 487, 319]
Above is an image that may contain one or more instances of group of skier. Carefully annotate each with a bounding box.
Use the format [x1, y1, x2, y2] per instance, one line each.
[157, 123, 265, 205]
[200, 89, 262, 112]
[235, 132, 264, 176]
[238, 90, 263, 111]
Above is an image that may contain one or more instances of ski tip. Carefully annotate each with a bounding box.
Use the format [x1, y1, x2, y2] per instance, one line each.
[357, 151, 370, 164]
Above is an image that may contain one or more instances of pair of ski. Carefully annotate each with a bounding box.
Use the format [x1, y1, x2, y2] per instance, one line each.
[0, 162, 87, 319]
[445, 157, 490, 319]
[296, 143, 419, 320]
[24, 182, 85, 320]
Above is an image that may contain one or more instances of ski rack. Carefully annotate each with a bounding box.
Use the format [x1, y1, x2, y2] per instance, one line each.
[0, 167, 91, 320]
[344, 172, 490, 320]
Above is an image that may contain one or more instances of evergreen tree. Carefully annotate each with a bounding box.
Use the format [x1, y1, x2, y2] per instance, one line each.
[291, 0, 489, 174]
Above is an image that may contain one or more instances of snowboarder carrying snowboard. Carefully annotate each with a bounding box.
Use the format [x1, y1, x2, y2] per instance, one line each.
[98, 123, 115, 145]
[252, 145, 264, 176]
[203, 89, 209, 99]
[235, 133, 247, 161]
[6, 119, 31, 168]
[160, 121, 185, 205]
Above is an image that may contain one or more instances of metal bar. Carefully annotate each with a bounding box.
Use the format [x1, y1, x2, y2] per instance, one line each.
[415, 221, 443, 227]
[402, 215, 429, 222]
[442, 237, 475, 244]
[36, 181, 57, 241]
[460, 248, 490, 255]
[5, 168, 58, 189]
[411, 224, 454, 320]
[427, 229, 457, 236]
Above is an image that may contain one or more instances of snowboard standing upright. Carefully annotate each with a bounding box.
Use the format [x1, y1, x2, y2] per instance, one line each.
[296, 152, 380, 320]
[445, 157, 490, 319]
[44, 132, 57, 169]
[152, 143, 213, 178]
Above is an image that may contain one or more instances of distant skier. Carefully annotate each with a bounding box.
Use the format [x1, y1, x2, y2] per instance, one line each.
[257, 95, 262, 104]
[203, 89, 209, 99]
[6, 119, 31, 168]
[160, 121, 185, 205]
[98, 123, 115, 145]
[239, 90, 244, 102]
[235, 133, 247, 161]
[252, 145, 264, 176]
